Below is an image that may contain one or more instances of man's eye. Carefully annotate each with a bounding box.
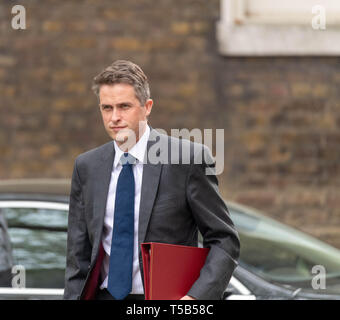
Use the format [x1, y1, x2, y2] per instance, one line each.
[102, 105, 112, 110]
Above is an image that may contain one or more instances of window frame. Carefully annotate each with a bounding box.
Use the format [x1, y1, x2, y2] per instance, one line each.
[0, 201, 68, 299]
[217, 0, 340, 56]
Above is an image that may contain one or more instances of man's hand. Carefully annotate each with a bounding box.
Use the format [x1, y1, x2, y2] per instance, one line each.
[180, 295, 196, 300]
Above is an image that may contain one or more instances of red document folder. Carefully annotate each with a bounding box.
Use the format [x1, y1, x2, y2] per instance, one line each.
[141, 242, 209, 300]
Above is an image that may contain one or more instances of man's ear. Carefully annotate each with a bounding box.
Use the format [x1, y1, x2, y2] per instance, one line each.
[145, 99, 153, 117]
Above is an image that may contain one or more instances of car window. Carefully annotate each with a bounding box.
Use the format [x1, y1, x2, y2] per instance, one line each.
[2, 206, 67, 289]
[230, 208, 340, 293]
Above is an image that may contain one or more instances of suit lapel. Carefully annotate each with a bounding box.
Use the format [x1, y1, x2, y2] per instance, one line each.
[138, 129, 163, 246]
[92, 141, 115, 260]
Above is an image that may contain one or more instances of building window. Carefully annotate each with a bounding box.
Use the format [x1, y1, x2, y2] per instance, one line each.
[217, 0, 340, 56]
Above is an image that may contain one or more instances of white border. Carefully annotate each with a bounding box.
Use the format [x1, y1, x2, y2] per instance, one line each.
[0, 201, 68, 211]
[0, 288, 64, 296]
[229, 276, 251, 295]
[217, 0, 340, 56]
[0, 201, 67, 298]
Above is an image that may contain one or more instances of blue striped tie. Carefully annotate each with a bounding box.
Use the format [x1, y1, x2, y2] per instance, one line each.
[107, 153, 135, 300]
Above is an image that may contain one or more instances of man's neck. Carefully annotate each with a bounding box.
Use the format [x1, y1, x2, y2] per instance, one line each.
[115, 125, 147, 152]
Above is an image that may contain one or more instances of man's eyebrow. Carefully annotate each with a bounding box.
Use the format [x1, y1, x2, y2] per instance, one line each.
[100, 102, 132, 107]
[116, 102, 132, 106]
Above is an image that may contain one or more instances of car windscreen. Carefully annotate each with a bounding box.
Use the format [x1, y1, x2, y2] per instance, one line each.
[2, 205, 67, 289]
[230, 208, 340, 294]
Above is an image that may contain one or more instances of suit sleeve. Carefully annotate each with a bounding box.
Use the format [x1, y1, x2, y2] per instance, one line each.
[186, 145, 240, 300]
[63, 158, 92, 299]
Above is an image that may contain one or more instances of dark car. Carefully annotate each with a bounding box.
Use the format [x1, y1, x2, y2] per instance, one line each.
[0, 179, 340, 300]
[0, 179, 69, 299]
[224, 201, 340, 300]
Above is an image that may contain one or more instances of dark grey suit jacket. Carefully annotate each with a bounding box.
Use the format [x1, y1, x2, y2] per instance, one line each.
[64, 128, 240, 300]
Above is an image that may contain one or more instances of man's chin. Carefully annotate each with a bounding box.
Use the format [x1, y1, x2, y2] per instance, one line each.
[115, 131, 129, 142]
[107, 129, 126, 141]
[113, 132, 137, 149]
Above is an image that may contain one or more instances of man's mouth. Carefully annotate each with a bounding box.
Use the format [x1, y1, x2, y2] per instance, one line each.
[111, 126, 127, 132]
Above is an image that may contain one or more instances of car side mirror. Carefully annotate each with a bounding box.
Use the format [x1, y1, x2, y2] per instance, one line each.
[222, 288, 234, 300]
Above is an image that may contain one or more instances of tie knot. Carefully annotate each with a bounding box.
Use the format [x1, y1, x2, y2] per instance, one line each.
[120, 153, 136, 166]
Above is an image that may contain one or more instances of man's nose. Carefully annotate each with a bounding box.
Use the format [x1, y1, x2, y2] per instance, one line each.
[111, 107, 122, 122]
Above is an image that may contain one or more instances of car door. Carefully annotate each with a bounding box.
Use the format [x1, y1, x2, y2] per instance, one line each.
[0, 200, 68, 300]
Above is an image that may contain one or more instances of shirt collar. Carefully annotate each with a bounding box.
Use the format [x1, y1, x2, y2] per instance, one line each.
[113, 124, 150, 168]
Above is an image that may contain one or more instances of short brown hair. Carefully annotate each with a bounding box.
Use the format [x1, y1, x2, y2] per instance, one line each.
[92, 60, 151, 105]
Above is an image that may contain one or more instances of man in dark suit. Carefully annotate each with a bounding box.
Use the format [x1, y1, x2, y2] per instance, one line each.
[63, 60, 240, 300]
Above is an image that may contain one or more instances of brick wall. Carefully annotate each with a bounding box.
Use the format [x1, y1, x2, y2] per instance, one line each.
[0, 1, 339, 247]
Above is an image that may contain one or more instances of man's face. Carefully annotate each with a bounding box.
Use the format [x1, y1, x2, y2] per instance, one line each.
[99, 83, 153, 149]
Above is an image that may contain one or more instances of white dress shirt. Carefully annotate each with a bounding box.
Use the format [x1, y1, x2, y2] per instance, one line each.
[100, 125, 150, 294]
